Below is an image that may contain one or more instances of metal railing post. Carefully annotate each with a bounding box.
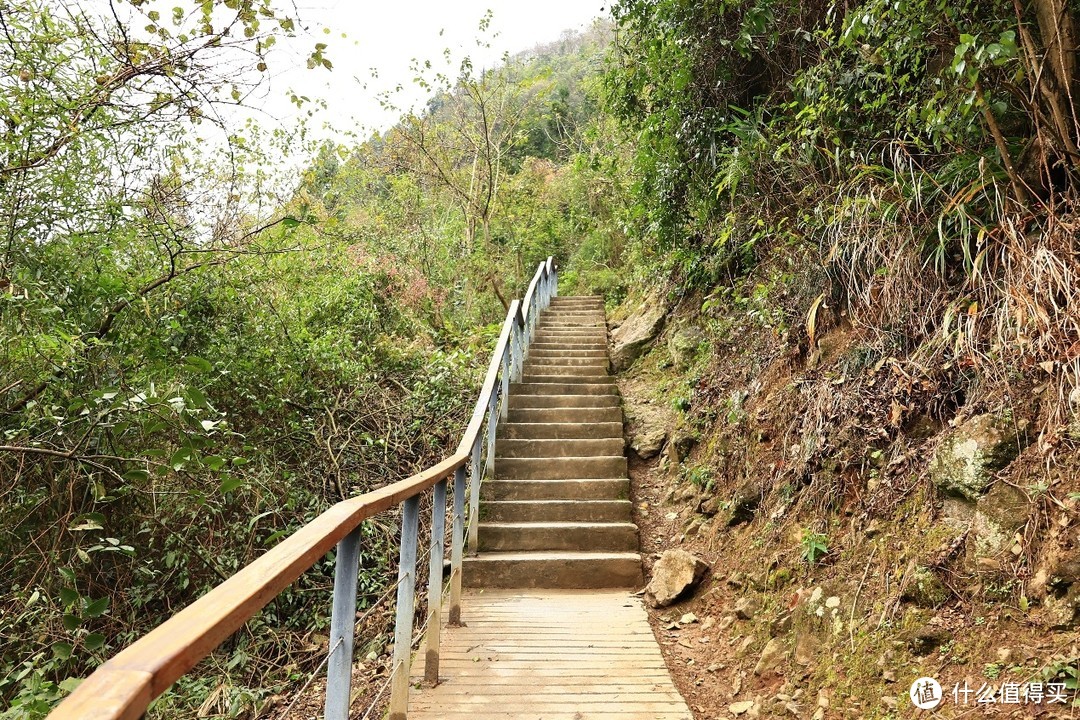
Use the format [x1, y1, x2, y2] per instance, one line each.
[466, 436, 481, 553]
[500, 347, 510, 421]
[511, 318, 523, 382]
[449, 466, 466, 625]
[388, 496, 420, 720]
[485, 386, 498, 477]
[324, 527, 362, 720]
[424, 479, 447, 685]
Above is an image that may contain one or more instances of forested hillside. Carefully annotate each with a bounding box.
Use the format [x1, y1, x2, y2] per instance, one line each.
[5, 0, 1080, 716]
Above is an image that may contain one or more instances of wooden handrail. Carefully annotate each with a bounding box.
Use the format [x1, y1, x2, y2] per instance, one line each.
[456, 299, 520, 456]
[48, 256, 556, 720]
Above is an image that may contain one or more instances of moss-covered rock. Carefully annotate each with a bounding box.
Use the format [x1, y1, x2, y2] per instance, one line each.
[668, 324, 705, 370]
[902, 565, 951, 608]
[929, 413, 1030, 501]
[967, 482, 1030, 569]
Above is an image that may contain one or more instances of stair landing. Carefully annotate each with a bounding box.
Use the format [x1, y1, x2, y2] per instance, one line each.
[409, 590, 693, 719]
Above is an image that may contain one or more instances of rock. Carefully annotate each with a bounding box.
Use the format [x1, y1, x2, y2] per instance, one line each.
[610, 298, 667, 371]
[628, 404, 671, 460]
[754, 637, 788, 676]
[942, 496, 977, 531]
[734, 596, 760, 620]
[929, 413, 1030, 501]
[881, 696, 898, 710]
[729, 700, 755, 715]
[664, 431, 696, 466]
[901, 566, 950, 608]
[907, 626, 952, 655]
[793, 632, 817, 666]
[969, 482, 1030, 568]
[1043, 587, 1080, 630]
[680, 612, 698, 625]
[668, 324, 705, 370]
[770, 613, 793, 636]
[996, 647, 1013, 663]
[645, 549, 710, 608]
[725, 479, 764, 527]
[1049, 549, 1080, 591]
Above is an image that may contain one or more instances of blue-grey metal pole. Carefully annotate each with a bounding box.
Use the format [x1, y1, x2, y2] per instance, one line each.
[485, 384, 498, 476]
[511, 318, 524, 382]
[449, 466, 466, 625]
[500, 347, 510, 421]
[466, 436, 482, 554]
[325, 527, 362, 720]
[388, 496, 420, 720]
[424, 479, 447, 685]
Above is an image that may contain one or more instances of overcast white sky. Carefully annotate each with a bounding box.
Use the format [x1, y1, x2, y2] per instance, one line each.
[257, 0, 608, 138]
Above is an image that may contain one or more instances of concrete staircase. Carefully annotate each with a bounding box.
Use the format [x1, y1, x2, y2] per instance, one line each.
[463, 296, 643, 588]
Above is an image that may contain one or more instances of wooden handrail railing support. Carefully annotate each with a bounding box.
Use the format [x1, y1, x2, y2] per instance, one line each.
[424, 478, 448, 685]
[388, 495, 420, 720]
[448, 465, 466, 626]
[324, 526, 363, 720]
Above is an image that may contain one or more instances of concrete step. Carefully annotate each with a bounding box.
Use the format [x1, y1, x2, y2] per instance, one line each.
[529, 349, 609, 358]
[495, 456, 627, 480]
[482, 478, 629, 501]
[531, 342, 609, 351]
[463, 552, 643, 588]
[478, 522, 638, 552]
[542, 311, 605, 318]
[482, 499, 632, 523]
[498, 421, 624, 440]
[521, 373, 615, 384]
[536, 326, 607, 332]
[496, 438, 625, 458]
[540, 323, 609, 330]
[550, 297, 603, 304]
[524, 356, 609, 368]
[522, 365, 611, 378]
[507, 407, 622, 424]
[508, 394, 620, 409]
[510, 382, 618, 396]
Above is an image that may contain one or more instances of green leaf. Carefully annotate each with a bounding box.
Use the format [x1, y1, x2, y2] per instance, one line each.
[58, 677, 83, 693]
[171, 448, 194, 471]
[281, 216, 302, 228]
[219, 476, 245, 494]
[185, 386, 209, 408]
[184, 356, 213, 373]
[59, 588, 79, 607]
[84, 597, 109, 618]
[62, 614, 80, 632]
[52, 642, 73, 660]
[204, 455, 227, 471]
[123, 469, 150, 483]
[84, 633, 106, 651]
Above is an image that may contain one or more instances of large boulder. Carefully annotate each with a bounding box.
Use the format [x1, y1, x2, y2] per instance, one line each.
[610, 298, 667, 371]
[645, 549, 710, 608]
[627, 403, 671, 460]
[929, 414, 1030, 501]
